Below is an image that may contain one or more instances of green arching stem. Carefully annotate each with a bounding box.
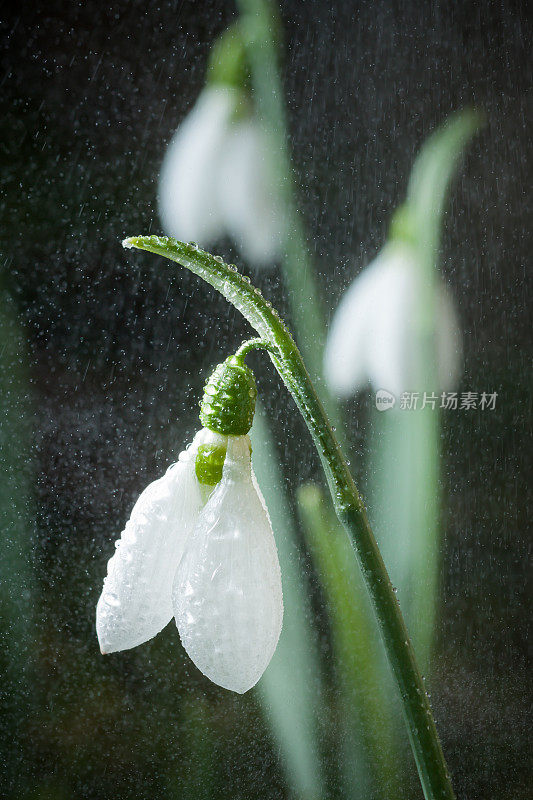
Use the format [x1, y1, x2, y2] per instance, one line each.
[122, 235, 455, 800]
[233, 337, 278, 363]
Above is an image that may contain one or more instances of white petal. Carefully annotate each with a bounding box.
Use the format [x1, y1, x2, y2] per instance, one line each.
[364, 246, 416, 396]
[158, 86, 239, 246]
[173, 435, 283, 693]
[324, 242, 462, 397]
[367, 248, 463, 394]
[217, 120, 284, 268]
[323, 247, 398, 397]
[96, 429, 224, 654]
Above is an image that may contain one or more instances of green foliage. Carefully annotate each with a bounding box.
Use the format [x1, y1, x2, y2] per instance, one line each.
[298, 484, 407, 800]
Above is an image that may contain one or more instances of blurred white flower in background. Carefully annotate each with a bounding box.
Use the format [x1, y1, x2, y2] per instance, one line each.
[323, 241, 462, 398]
[158, 85, 284, 268]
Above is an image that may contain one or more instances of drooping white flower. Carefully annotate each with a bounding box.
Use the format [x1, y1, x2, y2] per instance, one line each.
[323, 241, 462, 398]
[96, 428, 283, 694]
[158, 85, 284, 268]
[173, 435, 283, 694]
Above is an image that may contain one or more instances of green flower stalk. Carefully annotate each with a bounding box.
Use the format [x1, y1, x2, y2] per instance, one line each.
[122, 234, 457, 800]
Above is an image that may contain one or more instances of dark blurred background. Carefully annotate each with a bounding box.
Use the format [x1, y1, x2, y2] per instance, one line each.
[0, 1, 531, 798]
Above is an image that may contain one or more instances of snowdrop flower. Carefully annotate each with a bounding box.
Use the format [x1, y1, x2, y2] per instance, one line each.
[324, 240, 462, 398]
[158, 84, 284, 269]
[96, 356, 283, 694]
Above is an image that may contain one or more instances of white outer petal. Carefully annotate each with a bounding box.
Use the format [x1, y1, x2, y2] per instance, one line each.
[173, 435, 283, 694]
[324, 243, 462, 397]
[323, 247, 395, 397]
[158, 86, 239, 246]
[96, 429, 225, 654]
[364, 247, 416, 397]
[217, 120, 284, 268]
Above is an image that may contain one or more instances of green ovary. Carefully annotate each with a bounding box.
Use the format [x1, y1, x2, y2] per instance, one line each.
[199, 355, 257, 436]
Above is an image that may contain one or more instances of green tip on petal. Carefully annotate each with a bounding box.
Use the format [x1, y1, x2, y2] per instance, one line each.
[195, 443, 228, 486]
[200, 356, 257, 436]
